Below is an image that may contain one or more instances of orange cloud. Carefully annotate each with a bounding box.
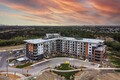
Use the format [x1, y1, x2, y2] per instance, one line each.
[89, 0, 120, 14]
[0, 0, 120, 25]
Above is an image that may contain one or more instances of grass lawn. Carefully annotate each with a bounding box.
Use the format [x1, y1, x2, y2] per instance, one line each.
[16, 62, 33, 68]
[53, 62, 78, 80]
[109, 51, 120, 68]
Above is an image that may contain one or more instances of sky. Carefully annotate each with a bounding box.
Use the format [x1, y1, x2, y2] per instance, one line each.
[0, 0, 120, 25]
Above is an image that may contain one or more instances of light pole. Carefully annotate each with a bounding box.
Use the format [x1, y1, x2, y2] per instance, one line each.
[14, 71, 16, 79]
[22, 69, 23, 74]
[6, 51, 9, 77]
[27, 70, 28, 76]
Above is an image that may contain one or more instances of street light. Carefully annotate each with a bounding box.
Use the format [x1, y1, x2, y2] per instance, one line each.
[27, 70, 28, 76]
[22, 69, 23, 74]
[7, 63, 8, 77]
[14, 71, 16, 79]
[6, 52, 9, 77]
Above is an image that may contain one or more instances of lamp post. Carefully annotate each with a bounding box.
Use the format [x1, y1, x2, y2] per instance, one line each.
[27, 70, 28, 76]
[14, 71, 16, 79]
[6, 51, 9, 77]
[22, 69, 23, 74]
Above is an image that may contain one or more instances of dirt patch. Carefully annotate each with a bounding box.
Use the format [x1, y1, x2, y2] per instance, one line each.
[0, 74, 20, 80]
[78, 70, 120, 80]
[37, 71, 64, 80]
[0, 45, 23, 52]
[32, 70, 120, 80]
[95, 71, 120, 80]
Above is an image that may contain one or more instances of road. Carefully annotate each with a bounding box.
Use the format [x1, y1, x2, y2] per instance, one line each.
[0, 51, 9, 68]
[28, 58, 100, 75]
[0, 51, 120, 79]
[0, 51, 99, 75]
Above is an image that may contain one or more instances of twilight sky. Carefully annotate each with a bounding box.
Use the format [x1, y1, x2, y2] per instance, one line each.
[0, 0, 120, 25]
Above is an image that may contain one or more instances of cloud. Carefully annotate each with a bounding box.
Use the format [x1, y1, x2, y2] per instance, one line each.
[89, 0, 120, 14]
[0, 0, 87, 14]
[0, 0, 120, 25]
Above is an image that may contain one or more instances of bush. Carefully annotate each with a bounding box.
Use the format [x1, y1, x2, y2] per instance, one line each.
[105, 41, 120, 51]
[53, 63, 78, 80]
[16, 62, 33, 68]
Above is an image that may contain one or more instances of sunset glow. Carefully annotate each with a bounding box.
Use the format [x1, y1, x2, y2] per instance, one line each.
[0, 0, 120, 25]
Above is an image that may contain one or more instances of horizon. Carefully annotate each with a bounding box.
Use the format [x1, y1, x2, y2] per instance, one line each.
[0, 0, 120, 25]
[0, 24, 120, 27]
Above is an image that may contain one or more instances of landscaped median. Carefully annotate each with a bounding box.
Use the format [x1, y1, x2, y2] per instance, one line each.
[52, 61, 80, 80]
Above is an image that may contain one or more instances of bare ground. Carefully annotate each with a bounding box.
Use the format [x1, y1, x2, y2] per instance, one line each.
[36, 70, 120, 80]
[78, 70, 120, 80]
[0, 74, 20, 80]
[37, 71, 65, 80]
[0, 45, 24, 52]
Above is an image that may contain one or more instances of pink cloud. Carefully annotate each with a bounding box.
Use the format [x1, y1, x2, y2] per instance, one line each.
[0, 0, 120, 24]
[89, 0, 120, 14]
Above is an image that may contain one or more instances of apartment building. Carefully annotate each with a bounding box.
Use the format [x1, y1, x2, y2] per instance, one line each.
[24, 33, 106, 63]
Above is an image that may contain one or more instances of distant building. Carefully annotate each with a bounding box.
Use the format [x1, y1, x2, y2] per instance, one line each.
[24, 33, 106, 63]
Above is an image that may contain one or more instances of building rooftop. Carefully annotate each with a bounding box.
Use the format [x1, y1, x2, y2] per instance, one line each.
[24, 37, 104, 44]
[95, 45, 106, 51]
[24, 39, 47, 44]
[24, 34, 104, 44]
[62, 37, 104, 44]
[24, 38, 59, 44]
[81, 38, 104, 44]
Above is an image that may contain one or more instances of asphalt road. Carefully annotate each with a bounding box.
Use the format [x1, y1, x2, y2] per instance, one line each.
[0, 51, 9, 68]
[8, 57, 99, 76]
[0, 51, 120, 79]
[0, 51, 98, 75]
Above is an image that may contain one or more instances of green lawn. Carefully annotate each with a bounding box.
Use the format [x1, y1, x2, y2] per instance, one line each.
[16, 62, 33, 68]
[53, 62, 78, 80]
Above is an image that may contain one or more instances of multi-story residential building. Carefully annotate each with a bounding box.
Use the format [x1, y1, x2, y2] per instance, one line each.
[24, 33, 106, 63]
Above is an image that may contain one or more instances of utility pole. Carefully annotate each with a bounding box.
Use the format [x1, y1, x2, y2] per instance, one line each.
[14, 71, 16, 80]
[6, 51, 9, 77]
[22, 69, 23, 74]
[27, 70, 28, 76]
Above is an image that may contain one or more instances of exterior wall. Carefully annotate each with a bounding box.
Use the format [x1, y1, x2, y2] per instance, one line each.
[94, 49, 106, 63]
[25, 38, 105, 62]
[61, 40, 81, 55]
[38, 43, 44, 55]
[26, 43, 44, 60]
[85, 43, 88, 59]
[28, 44, 34, 52]
[88, 43, 97, 61]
